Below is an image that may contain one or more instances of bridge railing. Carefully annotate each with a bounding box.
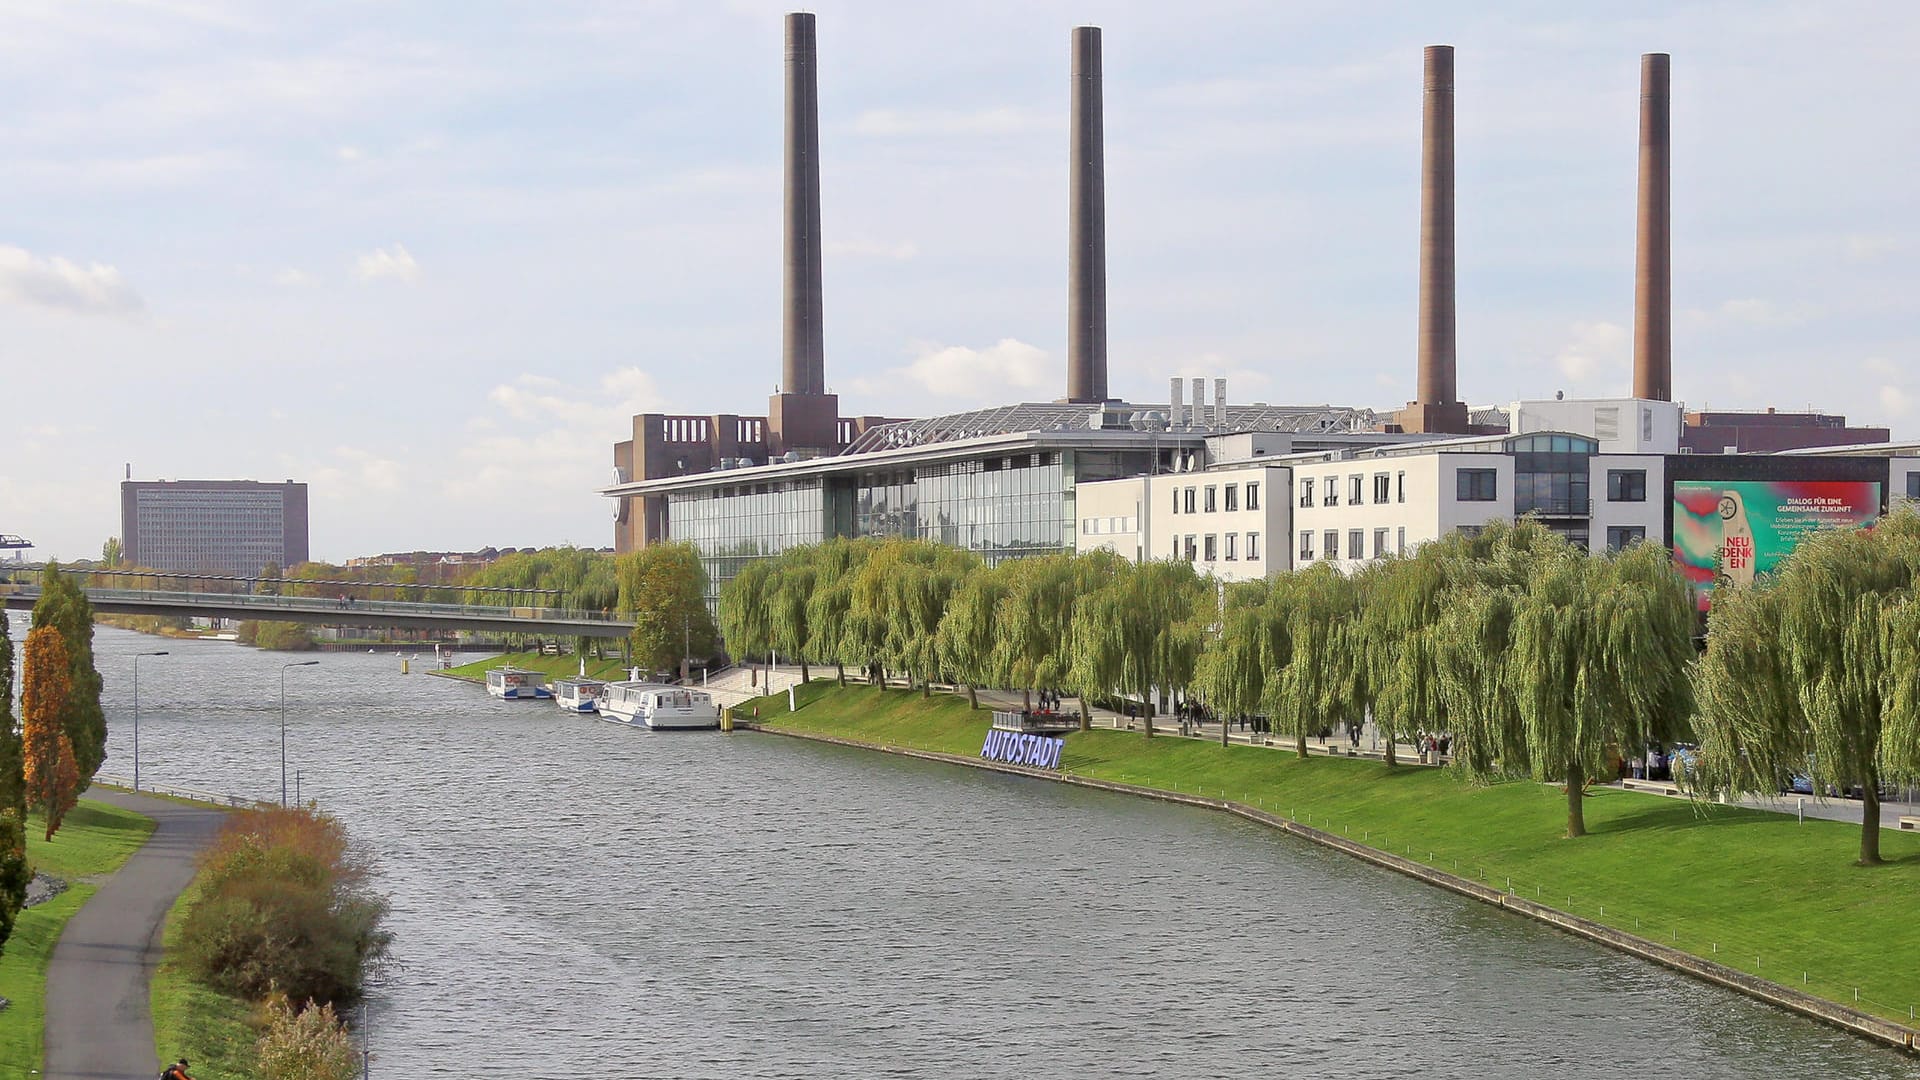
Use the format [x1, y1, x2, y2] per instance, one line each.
[0, 583, 627, 624]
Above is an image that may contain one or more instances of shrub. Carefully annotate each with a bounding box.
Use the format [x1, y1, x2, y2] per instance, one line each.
[178, 806, 391, 1007]
[256, 995, 360, 1080]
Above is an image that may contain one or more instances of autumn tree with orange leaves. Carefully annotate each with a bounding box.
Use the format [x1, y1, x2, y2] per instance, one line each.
[21, 627, 81, 842]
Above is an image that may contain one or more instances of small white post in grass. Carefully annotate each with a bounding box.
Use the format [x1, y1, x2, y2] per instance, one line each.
[788, 684, 797, 712]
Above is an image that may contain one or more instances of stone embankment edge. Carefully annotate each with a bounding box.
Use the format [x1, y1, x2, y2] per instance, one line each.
[741, 722, 1919, 1055]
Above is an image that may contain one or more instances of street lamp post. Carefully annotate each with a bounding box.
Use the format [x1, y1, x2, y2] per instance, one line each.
[132, 651, 168, 792]
[281, 660, 320, 807]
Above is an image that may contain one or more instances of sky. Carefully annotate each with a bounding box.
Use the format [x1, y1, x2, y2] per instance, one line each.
[2, 0, 1915, 562]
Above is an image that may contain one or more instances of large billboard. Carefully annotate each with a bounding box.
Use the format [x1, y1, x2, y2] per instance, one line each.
[1672, 480, 1880, 607]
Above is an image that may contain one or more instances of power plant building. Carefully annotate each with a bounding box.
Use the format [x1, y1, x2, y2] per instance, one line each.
[603, 14, 1902, 610]
[121, 479, 310, 578]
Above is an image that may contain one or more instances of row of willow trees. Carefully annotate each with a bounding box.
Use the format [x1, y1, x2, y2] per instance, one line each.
[724, 513, 1920, 864]
[719, 525, 1694, 840]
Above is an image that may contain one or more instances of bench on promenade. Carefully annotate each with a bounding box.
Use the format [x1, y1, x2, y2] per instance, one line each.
[1899, 815, 1919, 831]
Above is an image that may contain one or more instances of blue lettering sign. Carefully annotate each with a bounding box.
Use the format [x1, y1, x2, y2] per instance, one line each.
[978, 730, 1066, 771]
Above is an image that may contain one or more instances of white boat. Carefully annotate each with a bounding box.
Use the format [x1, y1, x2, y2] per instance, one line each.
[485, 667, 552, 700]
[599, 681, 720, 730]
[552, 677, 606, 714]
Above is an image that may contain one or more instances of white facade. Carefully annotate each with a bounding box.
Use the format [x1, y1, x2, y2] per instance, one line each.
[1505, 397, 1683, 454]
[1075, 466, 1289, 582]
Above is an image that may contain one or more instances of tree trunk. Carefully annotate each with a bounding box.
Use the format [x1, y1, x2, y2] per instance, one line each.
[835, 662, 846, 687]
[1565, 760, 1587, 838]
[965, 683, 978, 710]
[1295, 731, 1307, 759]
[1384, 727, 1397, 767]
[1142, 695, 1153, 740]
[1220, 714, 1230, 748]
[1078, 696, 1090, 733]
[800, 660, 810, 684]
[921, 675, 931, 698]
[1859, 785, 1884, 866]
[1022, 687, 1031, 711]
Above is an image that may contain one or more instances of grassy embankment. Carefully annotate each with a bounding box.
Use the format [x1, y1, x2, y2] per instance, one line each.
[148, 879, 257, 1079]
[442, 651, 635, 684]
[745, 679, 1920, 1026]
[0, 801, 154, 1075]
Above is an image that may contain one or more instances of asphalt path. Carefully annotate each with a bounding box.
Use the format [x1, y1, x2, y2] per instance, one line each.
[43, 790, 227, 1080]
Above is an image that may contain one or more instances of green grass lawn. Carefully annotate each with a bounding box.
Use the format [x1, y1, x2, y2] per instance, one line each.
[151, 878, 256, 1080]
[748, 680, 1920, 1024]
[443, 650, 636, 683]
[0, 800, 157, 1076]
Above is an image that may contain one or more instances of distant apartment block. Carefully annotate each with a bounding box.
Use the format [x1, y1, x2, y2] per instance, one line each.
[121, 479, 309, 577]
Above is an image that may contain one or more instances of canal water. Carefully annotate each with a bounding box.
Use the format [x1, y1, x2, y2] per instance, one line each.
[69, 623, 1918, 1078]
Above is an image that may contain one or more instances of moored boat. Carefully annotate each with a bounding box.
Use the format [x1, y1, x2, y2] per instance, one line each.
[485, 667, 552, 700]
[599, 681, 720, 730]
[553, 677, 606, 714]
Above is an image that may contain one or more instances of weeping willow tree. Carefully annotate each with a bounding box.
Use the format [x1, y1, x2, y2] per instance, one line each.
[884, 543, 980, 696]
[1695, 510, 1920, 866]
[935, 561, 1008, 709]
[1356, 553, 1450, 767]
[1194, 578, 1273, 746]
[1071, 558, 1208, 737]
[718, 559, 775, 663]
[1439, 524, 1695, 838]
[805, 537, 874, 685]
[1264, 563, 1358, 758]
[767, 548, 818, 684]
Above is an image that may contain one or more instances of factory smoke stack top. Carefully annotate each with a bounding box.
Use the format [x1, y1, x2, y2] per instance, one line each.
[1396, 45, 1470, 435]
[767, 11, 839, 454]
[1066, 25, 1109, 404]
[1633, 52, 1672, 402]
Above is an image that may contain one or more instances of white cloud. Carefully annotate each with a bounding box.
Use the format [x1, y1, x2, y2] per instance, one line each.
[852, 107, 1049, 138]
[336, 145, 365, 162]
[1550, 321, 1628, 384]
[355, 244, 419, 283]
[1879, 384, 1911, 417]
[301, 447, 406, 508]
[450, 368, 669, 499]
[274, 267, 315, 287]
[1864, 356, 1900, 379]
[893, 338, 1051, 400]
[0, 244, 144, 316]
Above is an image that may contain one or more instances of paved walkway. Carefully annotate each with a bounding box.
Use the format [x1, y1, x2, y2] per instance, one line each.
[44, 789, 227, 1080]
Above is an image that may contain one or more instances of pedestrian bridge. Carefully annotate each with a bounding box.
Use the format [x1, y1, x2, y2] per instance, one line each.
[0, 583, 635, 638]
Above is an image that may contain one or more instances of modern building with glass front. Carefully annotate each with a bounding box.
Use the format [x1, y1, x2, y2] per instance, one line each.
[604, 401, 1395, 604]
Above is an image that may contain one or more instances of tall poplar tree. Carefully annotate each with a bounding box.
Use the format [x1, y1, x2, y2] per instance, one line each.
[30, 563, 105, 789]
[22, 626, 80, 842]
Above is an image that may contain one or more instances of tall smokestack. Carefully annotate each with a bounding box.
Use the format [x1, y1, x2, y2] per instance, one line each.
[1192, 378, 1206, 431]
[782, 12, 825, 397]
[1396, 46, 1470, 435]
[1170, 377, 1184, 428]
[1633, 53, 1671, 401]
[1066, 26, 1108, 404]
[1215, 378, 1228, 431]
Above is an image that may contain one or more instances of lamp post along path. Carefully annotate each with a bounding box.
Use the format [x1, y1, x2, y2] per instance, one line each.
[281, 660, 321, 807]
[132, 651, 168, 792]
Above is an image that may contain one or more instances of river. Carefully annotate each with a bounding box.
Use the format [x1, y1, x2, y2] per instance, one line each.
[70, 624, 1917, 1078]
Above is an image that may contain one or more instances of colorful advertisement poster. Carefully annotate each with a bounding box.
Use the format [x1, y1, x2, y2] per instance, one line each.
[1671, 480, 1881, 607]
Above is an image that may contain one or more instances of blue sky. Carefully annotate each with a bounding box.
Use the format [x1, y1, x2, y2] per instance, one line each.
[2, 1, 1914, 561]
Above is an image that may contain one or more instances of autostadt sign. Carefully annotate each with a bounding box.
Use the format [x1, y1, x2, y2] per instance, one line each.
[980, 729, 1065, 770]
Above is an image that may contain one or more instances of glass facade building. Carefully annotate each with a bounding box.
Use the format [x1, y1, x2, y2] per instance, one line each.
[660, 444, 1154, 606]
